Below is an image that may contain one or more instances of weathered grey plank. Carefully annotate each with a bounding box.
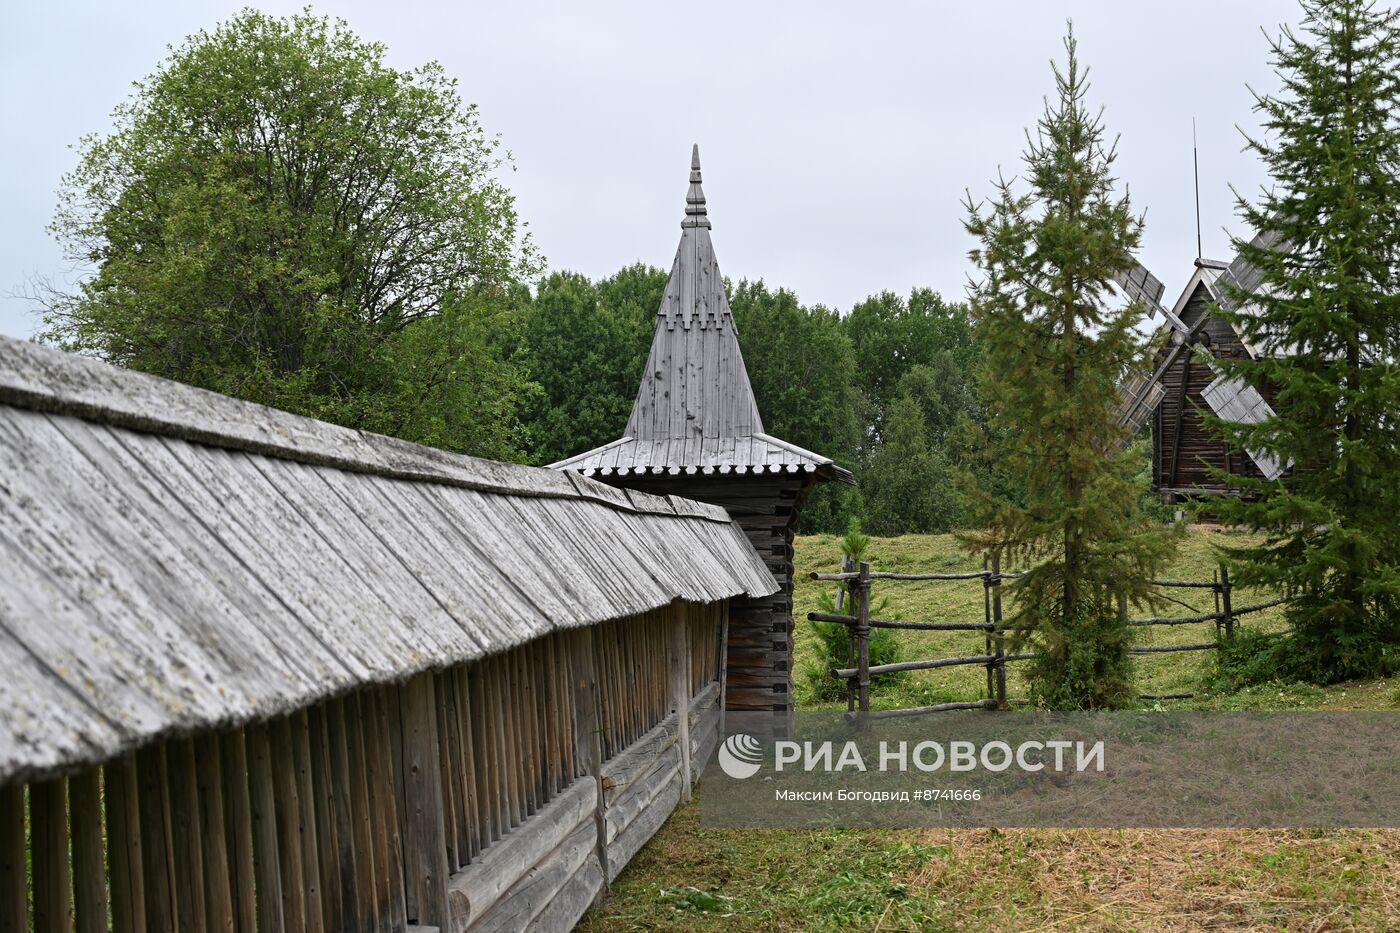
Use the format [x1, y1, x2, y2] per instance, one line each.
[101, 758, 147, 932]
[0, 781, 26, 932]
[193, 734, 234, 933]
[463, 816, 599, 933]
[169, 738, 208, 933]
[401, 674, 449, 927]
[70, 769, 106, 933]
[136, 746, 176, 931]
[219, 730, 257, 933]
[605, 765, 681, 884]
[521, 852, 605, 933]
[31, 777, 71, 933]
[445, 777, 595, 929]
[246, 724, 285, 933]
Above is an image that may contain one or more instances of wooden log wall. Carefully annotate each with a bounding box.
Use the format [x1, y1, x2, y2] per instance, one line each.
[0, 602, 725, 933]
[1154, 282, 1267, 497]
[598, 473, 812, 714]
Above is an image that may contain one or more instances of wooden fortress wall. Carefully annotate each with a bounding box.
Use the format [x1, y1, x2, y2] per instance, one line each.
[0, 601, 725, 933]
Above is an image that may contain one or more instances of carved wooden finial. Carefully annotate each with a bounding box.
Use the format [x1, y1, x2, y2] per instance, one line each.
[683, 144, 710, 229]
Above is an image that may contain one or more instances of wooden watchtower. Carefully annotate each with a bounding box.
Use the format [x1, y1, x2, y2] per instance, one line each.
[552, 146, 853, 714]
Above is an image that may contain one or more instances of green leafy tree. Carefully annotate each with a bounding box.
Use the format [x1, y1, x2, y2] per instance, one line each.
[1210, 0, 1400, 682]
[845, 288, 978, 445]
[729, 280, 862, 532]
[844, 289, 983, 530]
[518, 264, 664, 465]
[41, 9, 538, 459]
[961, 28, 1178, 709]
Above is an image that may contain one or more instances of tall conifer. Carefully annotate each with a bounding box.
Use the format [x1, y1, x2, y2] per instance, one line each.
[963, 28, 1177, 709]
[1212, 0, 1400, 682]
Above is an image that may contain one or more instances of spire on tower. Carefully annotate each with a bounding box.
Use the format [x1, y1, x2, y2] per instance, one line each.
[683, 143, 710, 229]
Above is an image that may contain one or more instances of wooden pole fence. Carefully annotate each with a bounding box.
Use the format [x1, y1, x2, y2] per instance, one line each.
[855, 561, 872, 715]
[818, 553, 1286, 715]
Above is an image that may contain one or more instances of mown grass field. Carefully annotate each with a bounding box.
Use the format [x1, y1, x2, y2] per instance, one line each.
[580, 530, 1400, 932]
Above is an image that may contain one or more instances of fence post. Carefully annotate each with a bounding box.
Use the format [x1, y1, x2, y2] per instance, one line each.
[1219, 564, 1234, 640]
[570, 627, 611, 898]
[839, 555, 856, 714]
[991, 552, 1006, 709]
[670, 602, 693, 802]
[1213, 568, 1222, 638]
[983, 554, 994, 702]
[400, 673, 449, 927]
[855, 561, 872, 715]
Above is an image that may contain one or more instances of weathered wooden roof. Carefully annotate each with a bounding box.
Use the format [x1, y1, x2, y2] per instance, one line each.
[0, 335, 777, 784]
[550, 431, 853, 480]
[551, 147, 852, 484]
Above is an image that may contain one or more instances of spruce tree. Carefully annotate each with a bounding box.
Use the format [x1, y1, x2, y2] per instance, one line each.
[1211, 0, 1400, 682]
[962, 28, 1178, 709]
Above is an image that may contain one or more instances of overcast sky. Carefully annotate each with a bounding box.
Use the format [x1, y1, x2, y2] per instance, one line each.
[0, 0, 1298, 339]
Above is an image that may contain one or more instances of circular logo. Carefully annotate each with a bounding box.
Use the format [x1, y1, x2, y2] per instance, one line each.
[718, 733, 763, 779]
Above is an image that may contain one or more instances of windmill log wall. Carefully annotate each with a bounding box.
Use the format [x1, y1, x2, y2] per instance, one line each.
[1153, 282, 1267, 498]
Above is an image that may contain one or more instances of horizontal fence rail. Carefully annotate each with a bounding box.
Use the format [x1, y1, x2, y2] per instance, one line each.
[810, 553, 1291, 715]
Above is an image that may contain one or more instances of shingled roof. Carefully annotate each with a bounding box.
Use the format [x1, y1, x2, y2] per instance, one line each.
[551, 147, 853, 483]
[0, 335, 776, 784]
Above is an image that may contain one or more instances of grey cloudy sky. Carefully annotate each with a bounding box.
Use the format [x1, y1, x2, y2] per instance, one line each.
[0, 0, 1298, 339]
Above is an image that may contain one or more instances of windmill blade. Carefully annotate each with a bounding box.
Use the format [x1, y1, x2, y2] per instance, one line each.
[1111, 332, 1196, 447]
[1109, 255, 1196, 447]
[1212, 228, 1283, 312]
[1116, 365, 1168, 436]
[1114, 258, 1190, 335]
[1200, 372, 1289, 480]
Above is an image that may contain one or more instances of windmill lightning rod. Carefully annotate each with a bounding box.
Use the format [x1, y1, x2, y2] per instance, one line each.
[1192, 118, 1203, 261]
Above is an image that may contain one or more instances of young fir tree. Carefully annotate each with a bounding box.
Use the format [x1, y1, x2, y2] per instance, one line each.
[961, 28, 1178, 709]
[1211, 0, 1400, 682]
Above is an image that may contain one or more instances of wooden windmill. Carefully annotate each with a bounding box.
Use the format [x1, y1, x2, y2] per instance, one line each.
[1113, 230, 1286, 502]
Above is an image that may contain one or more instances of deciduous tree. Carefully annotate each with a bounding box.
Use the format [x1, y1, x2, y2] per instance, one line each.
[43, 9, 537, 459]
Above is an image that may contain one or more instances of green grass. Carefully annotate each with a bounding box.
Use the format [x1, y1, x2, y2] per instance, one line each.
[581, 530, 1400, 932]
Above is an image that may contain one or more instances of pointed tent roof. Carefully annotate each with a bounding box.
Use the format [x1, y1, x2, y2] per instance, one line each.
[552, 146, 852, 483]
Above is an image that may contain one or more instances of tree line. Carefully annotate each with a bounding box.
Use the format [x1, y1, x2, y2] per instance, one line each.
[514, 269, 978, 535]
